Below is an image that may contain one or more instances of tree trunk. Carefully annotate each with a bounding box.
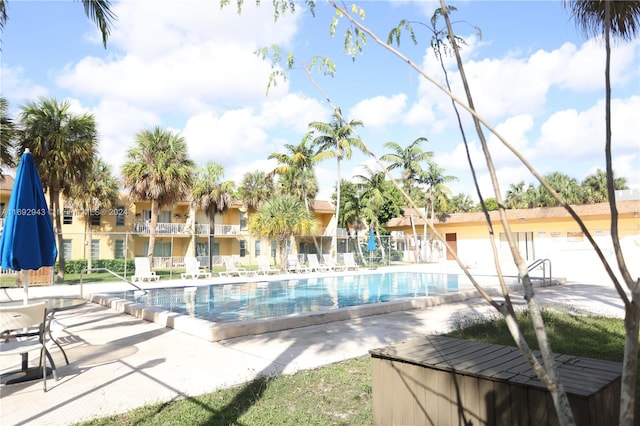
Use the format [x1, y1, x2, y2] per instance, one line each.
[52, 190, 65, 283]
[147, 198, 159, 267]
[332, 156, 342, 259]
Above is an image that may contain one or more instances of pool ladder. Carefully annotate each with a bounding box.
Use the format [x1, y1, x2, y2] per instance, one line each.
[518, 259, 552, 286]
[79, 267, 147, 298]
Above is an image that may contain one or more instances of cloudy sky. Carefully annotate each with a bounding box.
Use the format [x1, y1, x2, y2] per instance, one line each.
[2, 0, 638, 202]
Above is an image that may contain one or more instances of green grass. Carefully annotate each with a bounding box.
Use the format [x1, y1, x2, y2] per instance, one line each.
[75, 310, 638, 426]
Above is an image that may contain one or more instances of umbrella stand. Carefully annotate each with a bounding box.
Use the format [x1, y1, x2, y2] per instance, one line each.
[23, 270, 29, 305]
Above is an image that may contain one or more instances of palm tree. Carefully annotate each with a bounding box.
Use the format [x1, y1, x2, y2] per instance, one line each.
[268, 132, 327, 210]
[0, 97, 16, 175]
[309, 108, 365, 258]
[419, 160, 457, 261]
[67, 158, 119, 273]
[237, 170, 274, 212]
[505, 181, 533, 209]
[538, 172, 583, 207]
[380, 137, 432, 200]
[0, 0, 116, 48]
[121, 127, 194, 266]
[381, 137, 432, 261]
[191, 162, 236, 271]
[354, 165, 393, 262]
[249, 194, 317, 271]
[565, 3, 640, 423]
[581, 169, 628, 203]
[16, 97, 98, 282]
[448, 193, 474, 213]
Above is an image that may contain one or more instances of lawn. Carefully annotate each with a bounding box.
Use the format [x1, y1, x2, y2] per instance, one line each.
[75, 310, 638, 426]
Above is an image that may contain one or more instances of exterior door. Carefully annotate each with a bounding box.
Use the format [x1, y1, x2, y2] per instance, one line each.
[446, 233, 457, 260]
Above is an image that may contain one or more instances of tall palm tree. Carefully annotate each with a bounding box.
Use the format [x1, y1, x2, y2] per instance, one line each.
[380, 137, 432, 200]
[191, 162, 236, 270]
[0, 0, 116, 48]
[237, 170, 274, 212]
[565, 3, 640, 423]
[354, 165, 390, 262]
[249, 194, 317, 271]
[121, 127, 194, 266]
[0, 97, 16, 175]
[67, 158, 119, 273]
[268, 132, 327, 210]
[309, 108, 365, 258]
[448, 193, 474, 213]
[16, 97, 98, 282]
[381, 137, 432, 260]
[581, 168, 628, 204]
[419, 160, 456, 261]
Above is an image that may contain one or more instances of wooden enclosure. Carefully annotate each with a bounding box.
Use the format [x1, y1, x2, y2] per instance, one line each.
[370, 335, 621, 426]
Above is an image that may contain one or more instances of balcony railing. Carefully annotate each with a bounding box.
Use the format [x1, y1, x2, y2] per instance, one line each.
[133, 222, 240, 236]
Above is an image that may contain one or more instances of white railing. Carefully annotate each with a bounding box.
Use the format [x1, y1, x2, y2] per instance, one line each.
[133, 222, 240, 236]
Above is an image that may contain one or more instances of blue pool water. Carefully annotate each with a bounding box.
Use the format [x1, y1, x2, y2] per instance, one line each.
[120, 272, 495, 324]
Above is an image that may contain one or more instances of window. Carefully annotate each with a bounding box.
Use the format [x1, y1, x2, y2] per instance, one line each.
[63, 239, 72, 259]
[567, 231, 584, 242]
[115, 205, 126, 226]
[240, 240, 246, 257]
[90, 210, 101, 226]
[63, 208, 73, 225]
[255, 240, 261, 256]
[239, 211, 248, 230]
[91, 240, 100, 259]
[114, 240, 124, 259]
[196, 242, 208, 257]
[0, 202, 5, 217]
[158, 210, 171, 223]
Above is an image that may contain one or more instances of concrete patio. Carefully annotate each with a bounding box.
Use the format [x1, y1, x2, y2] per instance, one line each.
[0, 267, 627, 425]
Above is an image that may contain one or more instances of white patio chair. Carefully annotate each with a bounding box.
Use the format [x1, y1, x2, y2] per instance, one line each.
[343, 253, 360, 271]
[256, 255, 279, 275]
[0, 301, 51, 391]
[286, 255, 309, 273]
[323, 254, 345, 272]
[131, 257, 160, 282]
[220, 256, 252, 277]
[181, 257, 212, 280]
[307, 254, 330, 272]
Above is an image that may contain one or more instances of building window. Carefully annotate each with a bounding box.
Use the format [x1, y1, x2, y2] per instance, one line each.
[63, 208, 73, 225]
[91, 240, 100, 259]
[240, 211, 248, 230]
[567, 231, 584, 242]
[0, 202, 5, 217]
[255, 240, 261, 256]
[158, 210, 171, 223]
[114, 240, 124, 259]
[63, 239, 72, 259]
[115, 205, 126, 226]
[240, 240, 246, 257]
[90, 210, 101, 226]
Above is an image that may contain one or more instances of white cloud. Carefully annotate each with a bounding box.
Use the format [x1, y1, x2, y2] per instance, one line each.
[1, 65, 48, 105]
[349, 94, 408, 129]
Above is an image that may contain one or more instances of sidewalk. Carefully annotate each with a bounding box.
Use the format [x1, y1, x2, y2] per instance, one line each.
[0, 276, 626, 425]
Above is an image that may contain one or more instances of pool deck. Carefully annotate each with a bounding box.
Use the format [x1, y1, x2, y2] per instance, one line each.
[0, 263, 627, 425]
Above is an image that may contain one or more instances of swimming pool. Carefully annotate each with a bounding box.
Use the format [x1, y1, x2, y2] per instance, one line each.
[120, 272, 498, 323]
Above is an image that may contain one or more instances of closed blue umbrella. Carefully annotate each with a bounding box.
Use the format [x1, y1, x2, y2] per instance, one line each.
[0, 149, 57, 303]
[367, 227, 376, 267]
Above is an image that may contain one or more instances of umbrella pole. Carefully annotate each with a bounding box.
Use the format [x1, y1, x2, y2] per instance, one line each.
[23, 270, 29, 305]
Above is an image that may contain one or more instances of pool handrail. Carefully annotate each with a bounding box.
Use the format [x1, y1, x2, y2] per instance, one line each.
[80, 267, 147, 297]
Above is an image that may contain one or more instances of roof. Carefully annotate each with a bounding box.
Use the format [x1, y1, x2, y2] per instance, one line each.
[0, 175, 15, 191]
[386, 200, 640, 228]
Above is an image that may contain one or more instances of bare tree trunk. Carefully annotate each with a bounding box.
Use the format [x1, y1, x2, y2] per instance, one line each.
[147, 198, 159, 267]
[51, 190, 65, 283]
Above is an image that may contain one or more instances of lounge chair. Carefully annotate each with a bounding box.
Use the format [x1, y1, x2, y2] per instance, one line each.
[256, 255, 279, 275]
[0, 301, 52, 391]
[132, 257, 160, 282]
[286, 254, 309, 273]
[323, 254, 344, 272]
[307, 254, 330, 272]
[220, 256, 252, 277]
[181, 257, 212, 280]
[343, 252, 360, 271]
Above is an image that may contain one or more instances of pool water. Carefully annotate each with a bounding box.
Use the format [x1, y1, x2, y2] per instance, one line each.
[122, 272, 493, 323]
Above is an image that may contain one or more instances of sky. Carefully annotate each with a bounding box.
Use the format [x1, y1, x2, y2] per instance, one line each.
[2, 0, 639, 203]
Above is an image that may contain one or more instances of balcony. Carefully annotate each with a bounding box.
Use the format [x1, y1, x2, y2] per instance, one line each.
[133, 222, 240, 236]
